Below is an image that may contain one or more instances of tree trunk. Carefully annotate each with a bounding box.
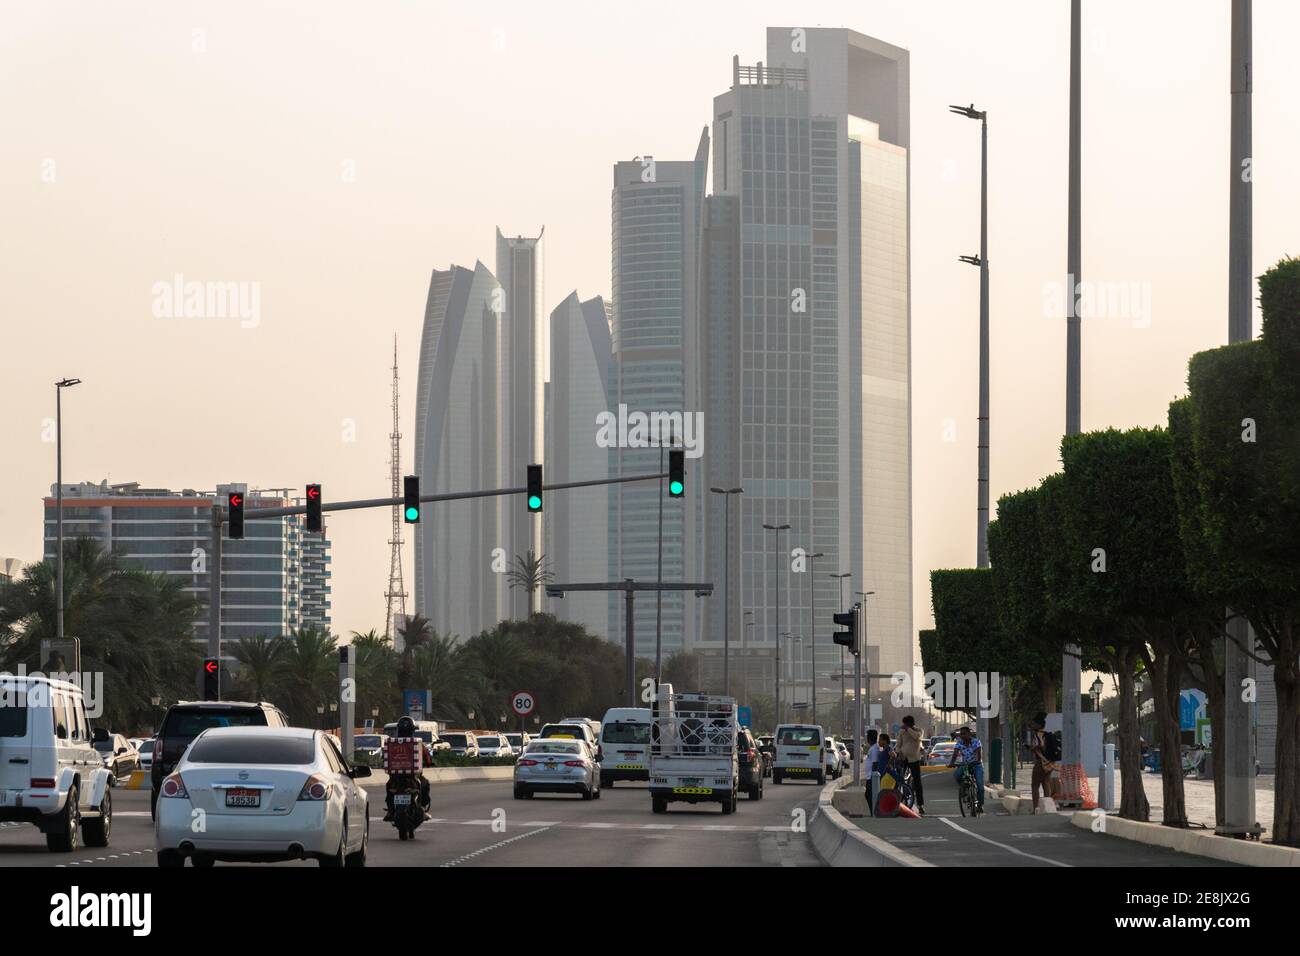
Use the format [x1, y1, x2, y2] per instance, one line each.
[1147, 645, 1188, 827]
[1272, 621, 1300, 847]
[1116, 649, 1149, 821]
[1037, 671, 1058, 716]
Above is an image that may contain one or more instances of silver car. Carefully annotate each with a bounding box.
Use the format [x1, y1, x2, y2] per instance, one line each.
[513, 739, 601, 800]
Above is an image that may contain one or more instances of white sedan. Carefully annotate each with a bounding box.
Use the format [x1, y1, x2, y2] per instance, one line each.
[474, 735, 515, 758]
[155, 726, 370, 867]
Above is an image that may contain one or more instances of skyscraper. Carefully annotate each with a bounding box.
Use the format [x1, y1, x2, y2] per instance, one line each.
[704, 27, 912, 712]
[546, 292, 613, 637]
[414, 261, 506, 640]
[497, 228, 547, 619]
[608, 130, 709, 661]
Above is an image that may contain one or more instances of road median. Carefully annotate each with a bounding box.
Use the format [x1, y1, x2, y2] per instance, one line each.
[809, 775, 933, 867]
[1068, 809, 1300, 866]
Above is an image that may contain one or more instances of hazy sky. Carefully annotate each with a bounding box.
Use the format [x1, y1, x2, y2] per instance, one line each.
[3, 1, 1297, 645]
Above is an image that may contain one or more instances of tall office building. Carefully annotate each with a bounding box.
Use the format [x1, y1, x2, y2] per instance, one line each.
[497, 228, 547, 619]
[414, 261, 507, 639]
[42, 480, 331, 650]
[608, 130, 710, 661]
[546, 292, 613, 637]
[704, 28, 912, 715]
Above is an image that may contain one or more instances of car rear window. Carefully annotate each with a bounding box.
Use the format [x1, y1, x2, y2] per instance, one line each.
[355, 735, 383, 748]
[541, 725, 583, 739]
[93, 740, 114, 752]
[477, 737, 500, 747]
[442, 734, 469, 747]
[186, 735, 316, 764]
[526, 741, 581, 755]
[163, 708, 267, 737]
[778, 728, 821, 746]
[0, 702, 27, 738]
[602, 722, 650, 744]
[138, 739, 154, 753]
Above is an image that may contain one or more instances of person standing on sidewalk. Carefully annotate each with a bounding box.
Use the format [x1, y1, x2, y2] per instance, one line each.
[1028, 712, 1058, 811]
[863, 728, 880, 813]
[897, 714, 926, 815]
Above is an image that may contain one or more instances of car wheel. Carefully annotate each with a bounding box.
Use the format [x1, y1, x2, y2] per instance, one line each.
[319, 817, 347, 867]
[652, 795, 667, 814]
[720, 793, 734, 815]
[593, 781, 601, 800]
[149, 787, 158, 821]
[582, 785, 594, 801]
[157, 849, 184, 867]
[773, 770, 783, 785]
[346, 815, 368, 867]
[46, 783, 80, 853]
[816, 771, 826, 785]
[83, 787, 111, 848]
[600, 773, 611, 789]
[191, 854, 215, 868]
[513, 785, 526, 800]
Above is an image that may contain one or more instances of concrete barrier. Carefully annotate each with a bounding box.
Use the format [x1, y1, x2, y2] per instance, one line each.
[359, 766, 515, 788]
[1069, 809, 1300, 867]
[808, 776, 934, 867]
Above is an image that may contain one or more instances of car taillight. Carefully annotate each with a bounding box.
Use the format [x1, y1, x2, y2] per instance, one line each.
[30, 778, 56, 788]
[563, 760, 585, 768]
[297, 774, 331, 801]
[745, 749, 757, 759]
[518, 759, 538, 766]
[160, 773, 188, 798]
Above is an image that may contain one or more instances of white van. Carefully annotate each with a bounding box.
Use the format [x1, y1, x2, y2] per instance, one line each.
[772, 723, 827, 785]
[599, 707, 651, 787]
[0, 675, 113, 851]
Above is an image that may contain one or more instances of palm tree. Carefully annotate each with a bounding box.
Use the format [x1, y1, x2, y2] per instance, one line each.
[273, 627, 338, 726]
[349, 629, 398, 723]
[230, 635, 285, 701]
[409, 635, 472, 718]
[505, 550, 553, 616]
[396, 614, 432, 690]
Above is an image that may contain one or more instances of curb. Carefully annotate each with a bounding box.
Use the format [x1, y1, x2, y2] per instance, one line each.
[1069, 810, 1300, 867]
[808, 775, 934, 867]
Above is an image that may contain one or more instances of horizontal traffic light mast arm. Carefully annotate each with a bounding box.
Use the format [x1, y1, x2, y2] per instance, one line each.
[239, 470, 670, 521]
[546, 582, 714, 593]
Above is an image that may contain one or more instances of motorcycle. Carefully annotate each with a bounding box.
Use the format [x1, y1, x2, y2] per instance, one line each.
[388, 771, 426, 840]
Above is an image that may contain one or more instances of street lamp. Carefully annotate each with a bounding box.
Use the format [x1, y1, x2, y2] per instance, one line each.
[830, 572, 852, 733]
[1090, 676, 1104, 712]
[710, 486, 744, 698]
[949, 101, 991, 571]
[802, 551, 824, 726]
[316, 703, 325, 730]
[743, 611, 755, 709]
[54, 377, 82, 643]
[763, 523, 790, 723]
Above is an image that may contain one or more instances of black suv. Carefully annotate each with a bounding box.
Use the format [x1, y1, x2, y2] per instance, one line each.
[737, 728, 765, 800]
[150, 701, 290, 818]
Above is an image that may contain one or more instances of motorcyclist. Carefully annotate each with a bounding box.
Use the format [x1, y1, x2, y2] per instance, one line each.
[383, 716, 433, 821]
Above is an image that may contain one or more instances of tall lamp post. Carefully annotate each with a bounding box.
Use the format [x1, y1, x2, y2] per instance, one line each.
[742, 610, 755, 708]
[763, 523, 790, 724]
[711, 487, 744, 698]
[830, 572, 851, 733]
[54, 377, 81, 642]
[803, 551, 824, 726]
[948, 103, 990, 570]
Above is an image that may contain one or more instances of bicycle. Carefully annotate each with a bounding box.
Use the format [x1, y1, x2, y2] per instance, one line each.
[955, 762, 981, 817]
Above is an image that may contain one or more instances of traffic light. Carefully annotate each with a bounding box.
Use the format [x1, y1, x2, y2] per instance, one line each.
[227, 491, 244, 540]
[305, 483, 322, 533]
[403, 475, 420, 523]
[202, 658, 220, 701]
[527, 464, 543, 512]
[832, 608, 858, 654]
[668, 449, 684, 497]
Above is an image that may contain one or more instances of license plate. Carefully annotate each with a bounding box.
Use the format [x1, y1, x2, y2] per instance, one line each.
[544, 762, 557, 771]
[681, 777, 701, 785]
[393, 793, 412, 805]
[224, 788, 261, 808]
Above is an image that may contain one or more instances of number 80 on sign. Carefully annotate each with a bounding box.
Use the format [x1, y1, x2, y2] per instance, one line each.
[512, 692, 535, 716]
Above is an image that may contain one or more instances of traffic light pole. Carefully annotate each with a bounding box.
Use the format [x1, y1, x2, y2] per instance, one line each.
[208, 503, 222, 699]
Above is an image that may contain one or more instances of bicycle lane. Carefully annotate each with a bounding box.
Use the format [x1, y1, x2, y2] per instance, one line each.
[834, 771, 1240, 867]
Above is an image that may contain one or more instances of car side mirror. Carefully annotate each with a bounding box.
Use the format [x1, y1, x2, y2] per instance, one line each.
[117, 747, 127, 755]
[350, 764, 372, 779]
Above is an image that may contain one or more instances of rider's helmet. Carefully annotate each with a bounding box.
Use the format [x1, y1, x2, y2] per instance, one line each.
[396, 715, 416, 738]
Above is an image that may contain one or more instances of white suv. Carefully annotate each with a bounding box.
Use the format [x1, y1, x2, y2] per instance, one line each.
[0, 675, 113, 851]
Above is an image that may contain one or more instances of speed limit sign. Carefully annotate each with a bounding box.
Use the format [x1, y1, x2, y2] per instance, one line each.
[512, 692, 535, 716]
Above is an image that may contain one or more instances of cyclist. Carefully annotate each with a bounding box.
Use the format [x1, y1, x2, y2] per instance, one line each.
[947, 725, 985, 814]
[896, 714, 926, 815]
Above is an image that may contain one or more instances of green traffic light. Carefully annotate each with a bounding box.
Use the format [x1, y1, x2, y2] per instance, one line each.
[528, 495, 542, 511]
[669, 480, 684, 496]
[404, 506, 420, 521]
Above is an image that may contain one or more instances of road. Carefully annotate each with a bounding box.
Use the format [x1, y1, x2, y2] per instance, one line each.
[0, 777, 824, 868]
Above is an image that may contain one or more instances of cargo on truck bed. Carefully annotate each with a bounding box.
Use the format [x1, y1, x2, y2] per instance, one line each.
[647, 684, 739, 815]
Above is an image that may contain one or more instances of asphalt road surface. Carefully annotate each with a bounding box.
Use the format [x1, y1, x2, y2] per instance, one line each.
[0, 776, 825, 868]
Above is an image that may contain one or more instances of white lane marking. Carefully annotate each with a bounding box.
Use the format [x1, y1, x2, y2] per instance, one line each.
[460, 819, 496, 825]
[114, 811, 151, 817]
[519, 821, 561, 826]
[440, 827, 551, 867]
[937, 818, 1072, 867]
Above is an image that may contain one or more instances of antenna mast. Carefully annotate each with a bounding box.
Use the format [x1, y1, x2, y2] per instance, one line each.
[384, 335, 408, 641]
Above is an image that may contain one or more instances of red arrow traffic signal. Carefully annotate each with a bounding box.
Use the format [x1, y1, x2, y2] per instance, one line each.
[204, 660, 218, 674]
[305, 483, 322, 532]
[227, 491, 245, 540]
